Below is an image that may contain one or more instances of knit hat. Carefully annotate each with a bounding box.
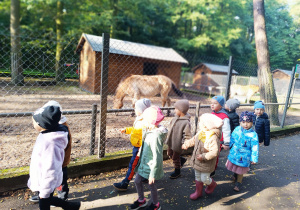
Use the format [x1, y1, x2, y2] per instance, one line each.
[142, 105, 165, 126]
[226, 99, 240, 111]
[239, 111, 253, 122]
[199, 113, 223, 130]
[33, 106, 61, 129]
[135, 98, 151, 114]
[212, 95, 225, 107]
[174, 99, 190, 114]
[254, 101, 265, 110]
[42, 100, 67, 124]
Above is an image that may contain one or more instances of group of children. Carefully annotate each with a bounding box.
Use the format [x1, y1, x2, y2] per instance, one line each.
[27, 95, 270, 210]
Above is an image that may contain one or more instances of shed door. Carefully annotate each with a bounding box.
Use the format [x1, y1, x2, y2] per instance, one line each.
[143, 62, 158, 75]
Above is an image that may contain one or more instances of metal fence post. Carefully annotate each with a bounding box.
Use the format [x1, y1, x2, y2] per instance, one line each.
[90, 103, 97, 155]
[194, 102, 201, 135]
[280, 66, 296, 128]
[98, 33, 110, 158]
[225, 56, 233, 100]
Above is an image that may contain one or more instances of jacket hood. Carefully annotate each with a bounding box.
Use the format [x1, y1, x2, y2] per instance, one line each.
[213, 108, 227, 114]
[175, 113, 191, 120]
[210, 128, 222, 138]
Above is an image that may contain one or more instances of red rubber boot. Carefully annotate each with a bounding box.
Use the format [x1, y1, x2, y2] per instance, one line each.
[205, 178, 217, 194]
[190, 180, 203, 200]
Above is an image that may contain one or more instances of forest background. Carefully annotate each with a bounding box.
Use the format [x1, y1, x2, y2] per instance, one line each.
[0, 0, 300, 72]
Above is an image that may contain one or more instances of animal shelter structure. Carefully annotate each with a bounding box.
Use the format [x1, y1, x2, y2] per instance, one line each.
[75, 33, 188, 94]
[192, 63, 238, 92]
[272, 69, 300, 95]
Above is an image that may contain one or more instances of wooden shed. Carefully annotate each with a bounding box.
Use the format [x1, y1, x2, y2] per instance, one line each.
[75, 33, 188, 94]
[192, 63, 238, 92]
[272, 69, 300, 94]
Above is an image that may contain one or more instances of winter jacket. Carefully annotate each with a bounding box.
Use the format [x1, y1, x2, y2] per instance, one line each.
[251, 112, 270, 146]
[228, 126, 259, 167]
[165, 114, 192, 153]
[183, 128, 221, 173]
[135, 126, 168, 180]
[125, 116, 147, 147]
[212, 109, 230, 146]
[28, 125, 68, 198]
[225, 109, 240, 133]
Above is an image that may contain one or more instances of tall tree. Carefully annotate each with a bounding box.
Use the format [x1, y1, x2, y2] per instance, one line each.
[10, 0, 23, 85]
[253, 0, 279, 125]
[55, 1, 64, 82]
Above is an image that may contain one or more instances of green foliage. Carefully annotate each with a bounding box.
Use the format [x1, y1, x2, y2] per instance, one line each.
[1, 0, 300, 74]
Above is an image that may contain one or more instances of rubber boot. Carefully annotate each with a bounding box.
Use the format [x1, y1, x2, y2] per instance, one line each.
[205, 178, 217, 194]
[190, 180, 203, 200]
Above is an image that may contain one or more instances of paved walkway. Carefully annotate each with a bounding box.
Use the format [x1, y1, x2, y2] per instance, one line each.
[1, 134, 300, 210]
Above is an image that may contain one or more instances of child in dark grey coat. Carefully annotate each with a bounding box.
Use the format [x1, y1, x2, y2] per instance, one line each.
[224, 99, 240, 133]
[165, 99, 192, 179]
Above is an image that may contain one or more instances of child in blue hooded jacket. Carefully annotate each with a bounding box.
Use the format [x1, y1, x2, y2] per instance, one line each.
[226, 111, 259, 192]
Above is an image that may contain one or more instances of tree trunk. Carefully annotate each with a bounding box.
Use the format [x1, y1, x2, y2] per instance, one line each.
[110, 0, 118, 38]
[253, 0, 279, 125]
[10, 0, 23, 85]
[55, 1, 64, 82]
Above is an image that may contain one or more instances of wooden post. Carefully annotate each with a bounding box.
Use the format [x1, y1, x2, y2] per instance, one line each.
[225, 56, 233, 100]
[90, 103, 97, 155]
[98, 33, 110, 158]
[194, 102, 201, 135]
[280, 66, 296, 128]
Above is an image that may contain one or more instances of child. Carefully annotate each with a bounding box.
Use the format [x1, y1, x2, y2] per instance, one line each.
[251, 101, 270, 146]
[30, 100, 72, 202]
[130, 106, 167, 210]
[113, 98, 151, 191]
[224, 98, 240, 133]
[210, 95, 231, 177]
[165, 99, 192, 179]
[226, 111, 259, 192]
[28, 105, 80, 210]
[182, 113, 223, 200]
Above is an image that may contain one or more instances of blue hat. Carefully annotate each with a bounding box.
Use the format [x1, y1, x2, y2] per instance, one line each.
[135, 98, 151, 113]
[212, 95, 225, 107]
[254, 101, 265, 110]
[240, 111, 253, 122]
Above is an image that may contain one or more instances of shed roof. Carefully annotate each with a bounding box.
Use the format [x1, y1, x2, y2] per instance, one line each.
[272, 69, 296, 76]
[193, 63, 238, 74]
[75, 33, 188, 64]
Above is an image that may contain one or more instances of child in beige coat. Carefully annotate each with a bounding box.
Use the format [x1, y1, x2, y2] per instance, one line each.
[182, 113, 223, 200]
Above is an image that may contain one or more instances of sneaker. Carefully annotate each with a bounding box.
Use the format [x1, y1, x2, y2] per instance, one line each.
[113, 180, 129, 191]
[180, 157, 187, 168]
[29, 195, 39, 203]
[146, 202, 161, 210]
[131, 198, 148, 209]
[210, 171, 215, 178]
[170, 169, 181, 179]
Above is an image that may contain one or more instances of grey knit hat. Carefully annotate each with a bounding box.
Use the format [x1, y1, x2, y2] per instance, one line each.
[226, 99, 240, 111]
[135, 98, 151, 114]
[174, 99, 190, 114]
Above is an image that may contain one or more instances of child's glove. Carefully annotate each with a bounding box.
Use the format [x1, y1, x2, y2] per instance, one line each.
[120, 128, 125, 133]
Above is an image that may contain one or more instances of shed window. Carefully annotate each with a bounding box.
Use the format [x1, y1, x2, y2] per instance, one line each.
[143, 62, 158, 75]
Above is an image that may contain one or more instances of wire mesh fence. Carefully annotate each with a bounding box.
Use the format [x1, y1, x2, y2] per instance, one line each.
[1, 28, 299, 170]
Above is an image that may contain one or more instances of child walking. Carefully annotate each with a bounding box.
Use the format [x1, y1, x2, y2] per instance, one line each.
[182, 113, 223, 200]
[130, 106, 167, 210]
[165, 99, 192, 179]
[226, 111, 259, 192]
[28, 105, 80, 210]
[224, 98, 240, 133]
[30, 100, 72, 202]
[251, 101, 270, 146]
[113, 98, 151, 191]
[210, 95, 231, 177]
